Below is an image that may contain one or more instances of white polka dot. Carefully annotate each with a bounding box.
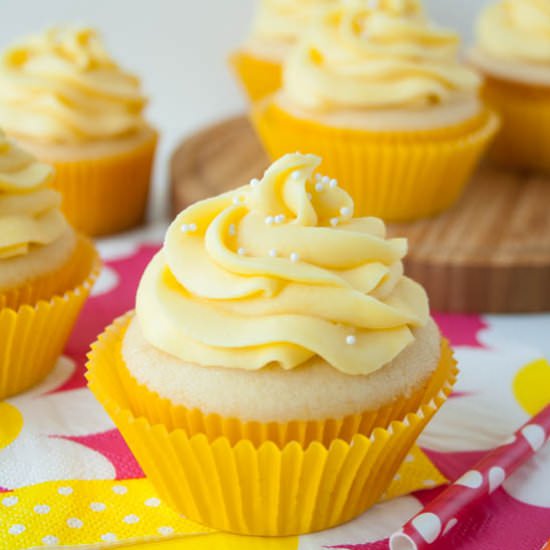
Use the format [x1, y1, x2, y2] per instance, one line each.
[2, 496, 18, 507]
[90, 502, 106, 512]
[329, 179, 338, 188]
[412, 512, 442, 543]
[521, 424, 546, 452]
[346, 335, 357, 345]
[58, 486, 73, 496]
[42, 535, 59, 546]
[274, 214, 285, 224]
[34, 504, 50, 514]
[67, 518, 83, 529]
[488, 466, 506, 493]
[112, 485, 127, 495]
[443, 518, 458, 535]
[340, 207, 351, 217]
[265, 215, 274, 225]
[145, 497, 161, 507]
[91, 266, 119, 297]
[456, 470, 483, 489]
[158, 526, 174, 536]
[315, 182, 324, 192]
[8, 524, 25, 535]
[290, 252, 300, 263]
[101, 533, 117, 542]
[405, 454, 415, 463]
[124, 514, 140, 524]
[322, 176, 331, 184]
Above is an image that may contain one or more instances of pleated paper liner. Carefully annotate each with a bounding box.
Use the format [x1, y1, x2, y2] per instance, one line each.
[229, 50, 283, 103]
[20, 129, 158, 237]
[0, 235, 100, 400]
[97, 313, 456, 447]
[87, 314, 458, 536]
[482, 75, 550, 173]
[251, 101, 499, 222]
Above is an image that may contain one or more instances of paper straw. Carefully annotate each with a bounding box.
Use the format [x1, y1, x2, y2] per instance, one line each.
[390, 404, 550, 550]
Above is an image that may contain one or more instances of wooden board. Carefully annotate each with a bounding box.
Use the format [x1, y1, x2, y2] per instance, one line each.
[170, 115, 550, 313]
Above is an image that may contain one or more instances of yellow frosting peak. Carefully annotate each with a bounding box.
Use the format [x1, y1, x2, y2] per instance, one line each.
[136, 153, 430, 376]
[0, 129, 68, 259]
[0, 26, 147, 143]
[283, 6, 480, 111]
[477, 0, 550, 64]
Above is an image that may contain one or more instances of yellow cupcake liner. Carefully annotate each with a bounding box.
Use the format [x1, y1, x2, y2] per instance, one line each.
[97, 313, 456, 448]
[86, 314, 458, 536]
[42, 130, 158, 237]
[0, 236, 100, 400]
[230, 50, 283, 103]
[482, 76, 550, 173]
[251, 101, 499, 221]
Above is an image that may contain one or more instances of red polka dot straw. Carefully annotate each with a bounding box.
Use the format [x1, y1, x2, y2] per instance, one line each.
[390, 404, 550, 550]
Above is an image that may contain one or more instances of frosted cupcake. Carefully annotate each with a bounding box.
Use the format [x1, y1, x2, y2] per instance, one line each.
[0, 129, 99, 399]
[471, 0, 550, 172]
[87, 153, 457, 536]
[0, 26, 158, 236]
[252, 4, 499, 221]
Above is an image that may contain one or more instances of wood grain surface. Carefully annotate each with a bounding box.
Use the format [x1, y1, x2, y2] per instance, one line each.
[170, 115, 550, 313]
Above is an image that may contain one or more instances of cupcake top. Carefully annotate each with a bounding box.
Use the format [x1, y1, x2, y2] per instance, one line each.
[282, 4, 480, 114]
[0, 129, 69, 260]
[0, 26, 147, 144]
[136, 153, 429, 377]
[472, 0, 550, 86]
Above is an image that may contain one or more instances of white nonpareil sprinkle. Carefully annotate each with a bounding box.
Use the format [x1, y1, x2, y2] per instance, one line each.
[269, 249, 278, 258]
[238, 248, 246, 256]
[322, 175, 331, 184]
[229, 224, 236, 236]
[181, 223, 197, 234]
[340, 207, 351, 217]
[291, 170, 302, 180]
[315, 182, 324, 192]
[265, 216, 274, 225]
[315, 173, 323, 182]
[290, 252, 300, 263]
[250, 178, 260, 187]
[346, 335, 357, 345]
[330, 218, 339, 227]
[329, 179, 338, 188]
[188, 222, 197, 232]
[274, 214, 285, 224]
[181, 224, 189, 233]
[232, 196, 242, 205]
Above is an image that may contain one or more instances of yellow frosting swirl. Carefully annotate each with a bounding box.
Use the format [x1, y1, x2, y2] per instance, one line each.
[0, 130, 68, 259]
[477, 0, 550, 64]
[136, 154, 429, 376]
[283, 7, 480, 111]
[0, 26, 147, 143]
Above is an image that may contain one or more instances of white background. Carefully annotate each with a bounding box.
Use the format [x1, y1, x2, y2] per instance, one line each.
[1, 0, 486, 221]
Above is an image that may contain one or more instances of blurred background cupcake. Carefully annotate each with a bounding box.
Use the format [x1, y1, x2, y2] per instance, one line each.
[230, 0, 339, 102]
[0, 129, 99, 399]
[87, 152, 457, 536]
[0, 26, 158, 236]
[252, 1, 499, 221]
[471, 0, 550, 173]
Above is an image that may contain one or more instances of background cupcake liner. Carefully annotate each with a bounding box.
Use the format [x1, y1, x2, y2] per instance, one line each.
[32, 130, 158, 237]
[0, 236, 100, 400]
[103, 314, 457, 447]
[251, 102, 499, 221]
[87, 314, 458, 536]
[230, 50, 282, 102]
[482, 76, 550, 173]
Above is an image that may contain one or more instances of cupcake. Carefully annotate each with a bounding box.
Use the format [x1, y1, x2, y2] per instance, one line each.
[470, 0, 550, 173]
[87, 153, 457, 536]
[231, 0, 339, 101]
[0, 26, 158, 236]
[0, 129, 99, 399]
[251, 4, 499, 221]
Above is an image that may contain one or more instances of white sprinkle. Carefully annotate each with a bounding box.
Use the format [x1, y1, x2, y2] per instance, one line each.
[180, 224, 189, 233]
[290, 252, 300, 263]
[315, 173, 323, 181]
[34, 504, 50, 514]
[124, 514, 140, 524]
[145, 497, 161, 507]
[269, 249, 278, 258]
[232, 196, 241, 205]
[42, 536, 59, 546]
[291, 170, 302, 180]
[189, 223, 197, 232]
[101, 533, 118, 543]
[346, 335, 357, 345]
[229, 224, 236, 236]
[2, 496, 18, 507]
[58, 487, 73, 496]
[67, 518, 83, 529]
[250, 178, 260, 187]
[265, 216, 274, 225]
[315, 182, 324, 192]
[340, 207, 351, 217]
[329, 178, 338, 188]
[274, 214, 286, 224]
[330, 217, 340, 227]
[112, 485, 127, 495]
[307, 192, 313, 200]
[158, 526, 174, 536]
[238, 248, 246, 256]
[90, 502, 106, 512]
[322, 175, 331, 184]
[9, 524, 25, 535]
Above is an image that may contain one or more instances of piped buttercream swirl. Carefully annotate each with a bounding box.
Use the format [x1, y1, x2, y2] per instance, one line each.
[136, 153, 429, 376]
